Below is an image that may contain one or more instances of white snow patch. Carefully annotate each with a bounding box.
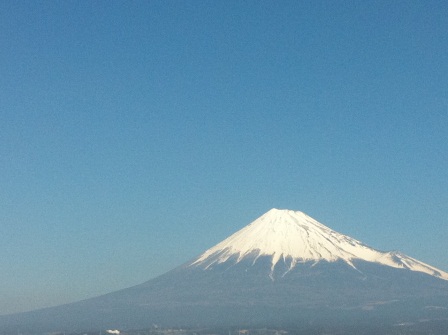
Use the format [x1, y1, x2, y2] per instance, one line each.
[190, 208, 448, 281]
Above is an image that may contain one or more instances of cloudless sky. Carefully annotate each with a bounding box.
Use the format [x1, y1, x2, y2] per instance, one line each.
[1, 0, 447, 315]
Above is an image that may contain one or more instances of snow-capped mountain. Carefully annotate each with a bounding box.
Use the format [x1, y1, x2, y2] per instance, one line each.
[191, 208, 448, 280]
[2, 209, 448, 334]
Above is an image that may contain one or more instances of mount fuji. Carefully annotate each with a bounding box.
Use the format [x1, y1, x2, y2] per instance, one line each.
[2, 209, 448, 334]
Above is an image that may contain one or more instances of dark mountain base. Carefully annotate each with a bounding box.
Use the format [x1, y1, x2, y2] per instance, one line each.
[1, 258, 448, 334]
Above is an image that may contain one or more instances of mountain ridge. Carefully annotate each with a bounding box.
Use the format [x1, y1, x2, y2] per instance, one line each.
[190, 208, 448, 280]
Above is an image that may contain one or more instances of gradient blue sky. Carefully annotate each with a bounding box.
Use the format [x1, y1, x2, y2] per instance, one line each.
[1, 1, 447, 315]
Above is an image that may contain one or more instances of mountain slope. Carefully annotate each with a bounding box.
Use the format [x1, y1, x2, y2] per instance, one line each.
[1, 209, 448, 334]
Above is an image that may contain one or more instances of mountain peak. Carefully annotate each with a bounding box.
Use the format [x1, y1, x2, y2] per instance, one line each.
[191, 209, 448, 281]
[4, 209, 448, 333]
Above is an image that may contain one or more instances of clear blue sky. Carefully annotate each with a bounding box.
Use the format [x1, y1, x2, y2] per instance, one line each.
[1, 1, 447, 315]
